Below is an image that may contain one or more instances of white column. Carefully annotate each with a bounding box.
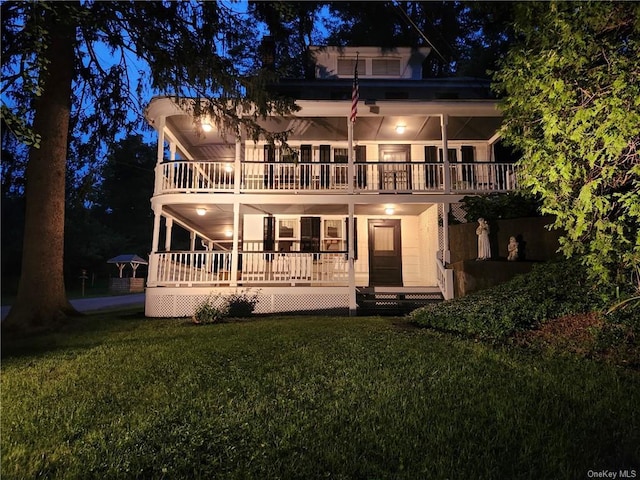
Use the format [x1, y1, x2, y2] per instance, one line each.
[348, 201, 356, 316]
[154, 117, 166, 196]
[347, 118, 355, 194]
[190, 231, 196, 251]
[442, 203, 450, 263]
[148, 208, 162, 287]
[441, 114, 451, 193]
[164, 218, 173, 251]
[234, 134, 242, 194]
[230, 202, 240, 287]
[151, 209, 162, 253]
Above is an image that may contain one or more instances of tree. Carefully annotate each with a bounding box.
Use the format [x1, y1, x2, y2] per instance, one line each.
[493, 2, 640, 290]
[1, 1, 298, 334]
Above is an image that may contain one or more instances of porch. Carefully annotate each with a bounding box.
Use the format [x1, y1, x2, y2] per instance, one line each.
[157, 160, 518, 195]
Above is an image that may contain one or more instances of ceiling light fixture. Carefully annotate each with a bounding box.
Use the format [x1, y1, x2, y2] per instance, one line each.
[225, 229, 233, 238]
[196, 208, 207, 216]
[385, 207, 395, 215]
[201, 122, 213, 132]
[395, 124, 406, 134]
[224, 164, 233, 173]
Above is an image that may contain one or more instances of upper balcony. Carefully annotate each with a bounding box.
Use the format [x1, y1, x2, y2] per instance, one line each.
[156, 160, 518, 196]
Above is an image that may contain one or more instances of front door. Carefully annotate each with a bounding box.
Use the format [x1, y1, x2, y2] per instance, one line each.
[368, 219, 403, 286]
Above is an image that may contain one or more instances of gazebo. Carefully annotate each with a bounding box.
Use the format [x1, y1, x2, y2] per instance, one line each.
[107, 254, 148, 294]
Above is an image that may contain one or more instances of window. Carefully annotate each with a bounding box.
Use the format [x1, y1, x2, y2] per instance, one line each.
[372, 58, 400, 76]
[439, 148, 458, 162]
[301, 217, 320, 253]
[323, 219, 343, 251]
[334, 148, 348, 163]
[337, 58, 365, 76]
[461, 146, 475, 162]
[277, 219, 298, 252]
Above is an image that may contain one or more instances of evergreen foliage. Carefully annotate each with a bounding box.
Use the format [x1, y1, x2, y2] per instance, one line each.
[493, 2, 640, 289]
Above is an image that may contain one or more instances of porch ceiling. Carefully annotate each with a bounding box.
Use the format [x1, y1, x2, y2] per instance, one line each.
[164, 202, 434, 242]
[165, 113, 502, 156]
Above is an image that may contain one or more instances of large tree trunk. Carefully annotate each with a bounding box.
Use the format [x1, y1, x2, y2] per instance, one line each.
[2, 4, 78, 335]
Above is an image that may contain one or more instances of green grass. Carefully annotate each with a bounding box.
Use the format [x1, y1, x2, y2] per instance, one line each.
[2, 313, 639, 479]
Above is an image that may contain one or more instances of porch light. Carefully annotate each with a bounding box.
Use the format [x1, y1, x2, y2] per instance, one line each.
[201, 122, 213, 132]
[225, 229, 233, 237]
[196, 208, 207, 216]
[395, 124, 406, 134]
[385, 207, 395, 215]
[224, 164, 233, 173]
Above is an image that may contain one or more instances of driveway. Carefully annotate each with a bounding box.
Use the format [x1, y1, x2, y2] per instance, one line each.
[1, 293, 145, 321]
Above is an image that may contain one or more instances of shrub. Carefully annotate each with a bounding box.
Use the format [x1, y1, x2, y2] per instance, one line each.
[193, 295, 228, 324]
[454, 192, 542, 224]
[226, 289, 260, 318]
[409, 260, 608, 339]
[192, 289, 260, 324]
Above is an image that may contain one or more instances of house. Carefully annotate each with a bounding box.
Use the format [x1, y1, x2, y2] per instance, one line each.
[143, 46, 517, 317]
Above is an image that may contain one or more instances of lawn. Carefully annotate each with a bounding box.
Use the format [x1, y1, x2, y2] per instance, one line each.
[2, 311, 639, 479]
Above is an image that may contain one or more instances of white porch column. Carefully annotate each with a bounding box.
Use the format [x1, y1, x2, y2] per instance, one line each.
[164, 218, 173, 251]
[230, 202, 240, 287]
[169, 141, 176, 161]
[151, 209, 162, 253]
[347, 117, 355, 194]
[154, 117, 166, 195]
[442, 203, 451, 263]
[190, 231, 197, 251]
[234, 134, 242, 194]
[348, 202, 357, 316]
[148, 208, 163, 286]
[441, 114, 451, 193]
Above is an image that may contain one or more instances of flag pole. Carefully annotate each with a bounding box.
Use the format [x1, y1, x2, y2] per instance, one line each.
[348, 53, 358, 316]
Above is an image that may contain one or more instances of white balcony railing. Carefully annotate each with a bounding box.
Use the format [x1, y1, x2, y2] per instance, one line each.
[157, 161, 518, 194]
[150, 251, 349, 287]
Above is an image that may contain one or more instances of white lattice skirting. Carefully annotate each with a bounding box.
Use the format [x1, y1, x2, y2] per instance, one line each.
[145, 286, 350, 317]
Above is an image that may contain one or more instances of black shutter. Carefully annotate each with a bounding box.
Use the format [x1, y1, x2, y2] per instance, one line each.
[320, 145, 330, 187]
[461, 146, 475, 182]
[263, 216, 275, 253]
[425, 145, 437, 162]
[300, 145, 312, 187]
[264, 145, 275, 188]
[355, 145, 367, 188]
[345, 217, 358, 260]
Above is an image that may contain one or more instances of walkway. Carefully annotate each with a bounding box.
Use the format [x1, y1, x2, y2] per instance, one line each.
[1, 293, 145, 321]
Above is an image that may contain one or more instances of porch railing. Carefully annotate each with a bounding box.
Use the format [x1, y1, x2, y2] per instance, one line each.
[157, 160, 518, 194]
[150, 251, 349, 286]
[436, 257, 454, 300]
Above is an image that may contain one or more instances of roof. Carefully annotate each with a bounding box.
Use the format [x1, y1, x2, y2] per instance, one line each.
[107, 254, 148, 265]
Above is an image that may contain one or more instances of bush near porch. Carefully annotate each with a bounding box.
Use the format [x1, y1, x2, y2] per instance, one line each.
[410, 260, 639, 351]
[2, 313, 638, 479]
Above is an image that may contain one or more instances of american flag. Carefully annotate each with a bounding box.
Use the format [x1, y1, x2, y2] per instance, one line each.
[350, 58, 359, 123]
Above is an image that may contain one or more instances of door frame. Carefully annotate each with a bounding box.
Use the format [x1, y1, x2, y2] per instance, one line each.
[368, 218, 403, 286]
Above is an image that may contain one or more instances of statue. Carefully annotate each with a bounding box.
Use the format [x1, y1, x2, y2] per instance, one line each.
[476, 218, 491, 260]
[507, 236, 519, 261]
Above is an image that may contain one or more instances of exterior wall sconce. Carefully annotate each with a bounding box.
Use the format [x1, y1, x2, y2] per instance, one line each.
[224, 164, 233, 173]
[395, 124, 406, 134]
[196, 208, 207, 216]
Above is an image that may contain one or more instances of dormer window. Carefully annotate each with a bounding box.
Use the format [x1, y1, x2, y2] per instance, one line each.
[337, 58, 365, 76]
[372, 58, 400, 76]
